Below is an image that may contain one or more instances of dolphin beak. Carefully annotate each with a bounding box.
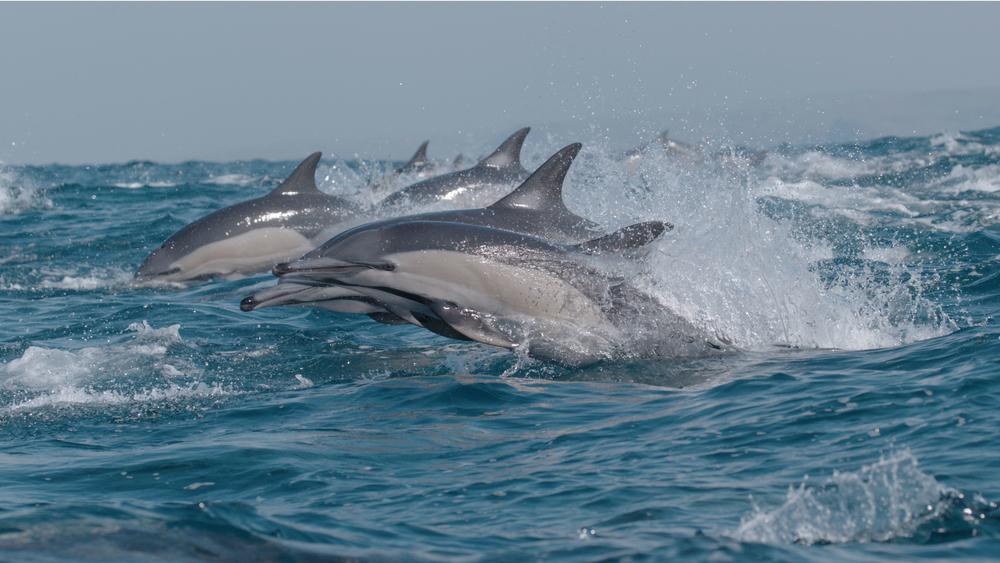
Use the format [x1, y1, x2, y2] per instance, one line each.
[241, 280, 320, 311]
[273, 257, 393, 278]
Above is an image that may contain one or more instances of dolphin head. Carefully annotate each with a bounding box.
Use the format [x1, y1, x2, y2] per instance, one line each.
[273, 223, 399, 280]
[134, 197, 315, 284]
[136, 226, 203, 283]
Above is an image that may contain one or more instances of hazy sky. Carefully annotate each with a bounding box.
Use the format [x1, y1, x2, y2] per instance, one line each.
[2, 2, 1000, 165]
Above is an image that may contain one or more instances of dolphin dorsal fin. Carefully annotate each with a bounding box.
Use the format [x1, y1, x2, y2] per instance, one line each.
[574, 221, 672, 254]
[271, 152, 322, 196]
[489, 143, 581, 212]
[397, 141, 430, 173]
[477, 127, 530, 170]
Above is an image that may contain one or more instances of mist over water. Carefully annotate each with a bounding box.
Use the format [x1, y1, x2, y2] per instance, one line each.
[1, 126, 999, 560]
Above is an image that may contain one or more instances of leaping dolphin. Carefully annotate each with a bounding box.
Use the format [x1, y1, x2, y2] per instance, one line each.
[369, 140, 441, 197]
[623, 130, 704, 174]
[376, 127, 532, 211]
[136, 152, 360, 284]
[240, 143, 613, 316]
[623, 129, 767, 174]
[269, 219, 724, 365]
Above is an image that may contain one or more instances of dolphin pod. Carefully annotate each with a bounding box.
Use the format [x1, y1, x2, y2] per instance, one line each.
[376, 127, 532, 211]
[239, 143, 608, 321]
[244, 143, 723, 366]
[136, 128, 532, 284]
[137, 127, 730, 365]
[266, 219, 722, 366]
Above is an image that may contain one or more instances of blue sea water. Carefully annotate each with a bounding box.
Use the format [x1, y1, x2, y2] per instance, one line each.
[1, 127, 999, 561]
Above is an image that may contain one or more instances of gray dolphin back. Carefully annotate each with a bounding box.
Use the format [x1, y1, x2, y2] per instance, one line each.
[271, 152, 323, 195]
[396, 141, 430, 174]
[477, 127, 530, 170]
[375, 127, 532, 210]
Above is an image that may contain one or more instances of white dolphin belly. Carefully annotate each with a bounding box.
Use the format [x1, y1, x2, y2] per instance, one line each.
[395, 251, 607, 322]
[172, 227, 314, 279]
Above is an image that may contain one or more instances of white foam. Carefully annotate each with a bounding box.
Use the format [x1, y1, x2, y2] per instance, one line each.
[734, 450, 953, 545]
[937, 164, 1000, 194]
[1, 322, 196, 411]
[0, 166, 51, 215]
[112, 180, 177, 189]
[5, 382, 232, 413]
[203, 173, 256, 187]
[37, 268, 134, 291]
[930, 131, 986, 156]
[2, 346, 95, 390]
[568, 144, 954, 352]
[773, 150, 878, 180]
[759, 177, 926, 219]
[862, 244, 910, 265]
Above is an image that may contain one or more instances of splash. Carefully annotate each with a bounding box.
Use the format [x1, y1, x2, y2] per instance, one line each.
[564, 141, 955, 352]
[0, 322, 214, 413]
[0, 165, 50, 215]
[734, 450, 954, 545]
[1, 267, 135, 292]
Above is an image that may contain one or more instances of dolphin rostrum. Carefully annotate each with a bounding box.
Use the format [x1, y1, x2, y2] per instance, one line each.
[136, 152, 361, 283]
[376, 127, 532, 211]
[268, 219, 722, 366]
[240, 143, 615, 316]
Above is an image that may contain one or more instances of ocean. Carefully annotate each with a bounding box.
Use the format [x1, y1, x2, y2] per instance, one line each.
[1, 127, 998, 561]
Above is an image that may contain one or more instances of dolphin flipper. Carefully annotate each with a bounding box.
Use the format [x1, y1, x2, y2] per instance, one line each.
[430, 302, 517, 348]
[478, 127, 530, 170]
[574, 221, 672, 254]
[271, 152, 323, 196]
[368, 312, 409, 325]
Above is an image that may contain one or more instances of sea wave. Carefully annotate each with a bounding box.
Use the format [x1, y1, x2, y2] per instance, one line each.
[735, 450, 950, 544]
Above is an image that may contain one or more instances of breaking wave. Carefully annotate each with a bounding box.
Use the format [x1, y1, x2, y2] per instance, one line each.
[734, 449, 995, 546]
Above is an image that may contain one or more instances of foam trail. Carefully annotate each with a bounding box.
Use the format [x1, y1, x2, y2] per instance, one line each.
[735, 450, 953, 545]
[0, 322, 228, 413]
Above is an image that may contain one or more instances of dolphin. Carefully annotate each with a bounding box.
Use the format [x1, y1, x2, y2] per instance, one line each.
[240, 143, 615, 316]
[395, 140, 434, 176]
[623, 130, 704, 174]
[269, 220, 723, 366]
[369, 140, 443, 197]
[376, 127, 532, 211]
[136, 152, 361, 283]
[624, 130, 767, 174]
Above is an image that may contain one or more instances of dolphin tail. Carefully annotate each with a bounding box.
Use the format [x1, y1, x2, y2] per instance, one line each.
[573, 221, 672, 254]
[478, 127, 530, 170]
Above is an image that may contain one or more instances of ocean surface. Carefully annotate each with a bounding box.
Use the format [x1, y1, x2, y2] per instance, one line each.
[1, 127, 999, 561]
